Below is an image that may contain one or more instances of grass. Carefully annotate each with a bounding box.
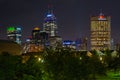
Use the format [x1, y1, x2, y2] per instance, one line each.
[97, 70, 120, 80]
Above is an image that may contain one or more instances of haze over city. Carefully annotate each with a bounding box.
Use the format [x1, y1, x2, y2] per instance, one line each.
[0, 0, 120, 43]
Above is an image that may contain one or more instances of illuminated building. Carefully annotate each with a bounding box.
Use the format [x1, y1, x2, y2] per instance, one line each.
[27, 44, 44, 53]
[49, 36, 62, 49]
[42, 6, 62, 49]
[63, 38, 88, 51]
[32, 27, 41, 43]
[63, 40, 76, 49]
[31, 27, 49, 45]
[90, 13, 111, 50]
[43, 8, 57, 37]
[22, 27, 48, 53]
[23, 39, 44, 53]
[7, 26, 22, 44]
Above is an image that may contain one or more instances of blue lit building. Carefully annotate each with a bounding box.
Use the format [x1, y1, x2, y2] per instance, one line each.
[63, 38, 88, 51]
[63, 40, 76, 49]
[42, 7, 63, 49]
[43, 8, 57, 37]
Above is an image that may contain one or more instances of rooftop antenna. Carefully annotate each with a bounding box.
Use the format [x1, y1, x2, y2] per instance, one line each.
[100, 9, 104, 16]
[48, 4, 53, 13]
[48, 0, 54, 13]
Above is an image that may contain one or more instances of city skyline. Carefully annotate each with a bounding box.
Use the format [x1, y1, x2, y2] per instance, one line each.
[0, 0, 120, 43]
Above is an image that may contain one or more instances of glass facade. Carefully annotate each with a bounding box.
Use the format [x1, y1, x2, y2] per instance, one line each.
[43, 11, 57, 37]
[7, 26, 22, 44]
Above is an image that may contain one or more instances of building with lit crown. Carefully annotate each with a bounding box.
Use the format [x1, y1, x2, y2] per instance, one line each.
[32, 27, 41, 43]
[22, 27, 48, 53]
[43, 8, 57, 37]
[90, 13, 111, 50]
[7, 26, 22, 44]
[42, 7, 62, 49]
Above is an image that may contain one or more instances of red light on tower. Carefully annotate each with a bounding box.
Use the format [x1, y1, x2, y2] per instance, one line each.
[28, 36, 32, 39]
[99, 15, 104, 19]
[98, 13, 106, 20]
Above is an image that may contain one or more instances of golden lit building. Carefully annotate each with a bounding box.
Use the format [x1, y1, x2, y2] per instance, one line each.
[90, 13, 111, 50]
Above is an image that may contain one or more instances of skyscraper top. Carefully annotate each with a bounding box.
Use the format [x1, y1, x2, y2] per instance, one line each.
[33, 27, 40, 30]
[43, 5, 57, 37]
[99, 12, 104, 19]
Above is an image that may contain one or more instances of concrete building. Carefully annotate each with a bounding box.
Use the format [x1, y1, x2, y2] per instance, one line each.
[90, 13, 111, 50]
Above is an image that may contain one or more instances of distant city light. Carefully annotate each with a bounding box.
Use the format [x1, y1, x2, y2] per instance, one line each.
[34, 27, 40, 30]
[98, 15, 106, 20]
[16, 27, 21, 30]
[99, 15, 104, 19]
[26, 39, 30, 42]
[38, 57, 41, 61]
[80, 57, 82, 60]
[7, 27, 15, 31]
[47, 14, 52, 17]
[63, 40, 75, 45]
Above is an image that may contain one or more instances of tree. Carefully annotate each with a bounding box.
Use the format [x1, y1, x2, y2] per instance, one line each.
[0, 52, 21, 80]
[16, 55, 43, 80]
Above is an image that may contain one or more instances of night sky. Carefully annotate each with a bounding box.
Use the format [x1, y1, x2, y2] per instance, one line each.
[0, 0, 120, 43]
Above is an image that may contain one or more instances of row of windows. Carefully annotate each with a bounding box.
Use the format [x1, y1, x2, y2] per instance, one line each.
[91, 38, 110, 41]
[91, 21, 110, 31]
[91, 26, 110, 31]
[91, 41, 110, 45]
[91, 47, 110, 50]
[91, 32, 110, 35]
[91, 34, 110, 37]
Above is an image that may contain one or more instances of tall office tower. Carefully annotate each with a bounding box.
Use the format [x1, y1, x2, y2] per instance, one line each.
[7, 26, 22, 44]
[32, 27, 40, 43]
[43, 8, 57, 37]
[90, 13, 111, 50]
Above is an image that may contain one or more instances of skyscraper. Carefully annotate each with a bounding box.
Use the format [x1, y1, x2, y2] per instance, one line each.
[31, 27, 49, 45]
[7, 26, 22, 44]
[90, 13, 111, 50]
[43, 7, 57, 37]
[32, 27, 40, 43]
[42, 6, 62, 49]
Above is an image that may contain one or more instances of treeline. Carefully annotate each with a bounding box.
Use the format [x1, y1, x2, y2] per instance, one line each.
[0, 48, 120, 80]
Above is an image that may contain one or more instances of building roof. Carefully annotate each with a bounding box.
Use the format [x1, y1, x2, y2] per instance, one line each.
[0, 40, 22, 55]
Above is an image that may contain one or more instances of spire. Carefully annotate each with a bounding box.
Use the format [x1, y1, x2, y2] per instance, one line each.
[99, 9, 104, 19]
[47, 1, 54, 14]
[99, 9, 104, 16]
[45, 4, 56, 20]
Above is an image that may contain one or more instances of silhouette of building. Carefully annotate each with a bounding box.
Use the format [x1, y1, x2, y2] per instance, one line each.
[0, 40, 22, 55]
[31, 27, 41, 44]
